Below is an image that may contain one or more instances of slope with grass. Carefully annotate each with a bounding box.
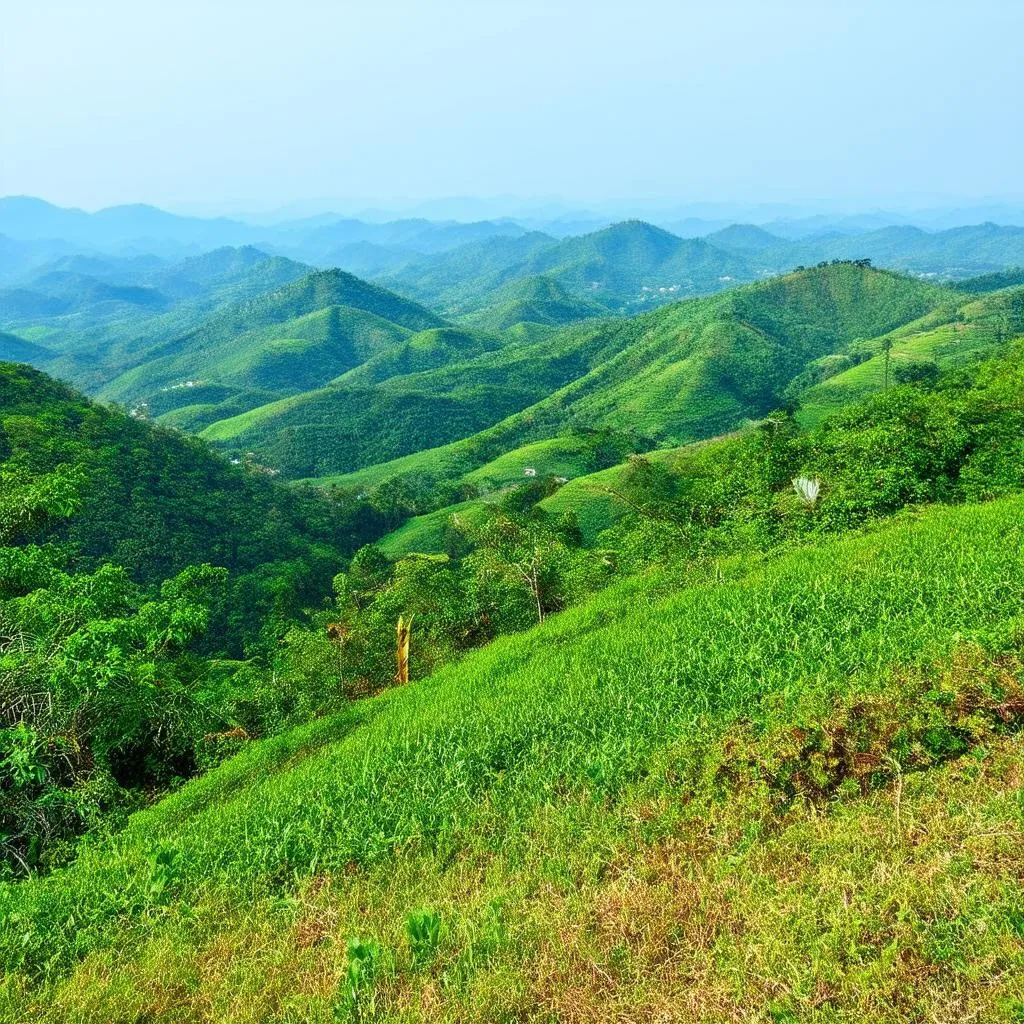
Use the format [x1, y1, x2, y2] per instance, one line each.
[4, 494, 1024, 1021]
[197, 317, 639, 477]
[794, 285, 1024, 426]
[96, 268, 445, 403]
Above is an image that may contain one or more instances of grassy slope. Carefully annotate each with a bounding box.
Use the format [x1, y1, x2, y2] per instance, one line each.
[5, 496, 1024, 1021]
[796, 290, 1020, 426]
[377, 499, 492, 559]
[365, 276, 1021, 557]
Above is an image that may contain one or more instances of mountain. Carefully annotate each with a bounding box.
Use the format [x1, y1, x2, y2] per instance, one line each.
[462, 274, 609, 331]
[819, 222, 1024, 275]
[0, 330, 54, 363]
[379, 221, 756, 318]
[0, 248, 315, 399]
[0, 197, 533, 265]
[379, 231, 558, 313]
[0, 232, 78, 284]
[90, 268, 447, 427]
[0, 196, 257, 251]
[953, 266, 1024, 294]
[0, 362, 359, 592]
[519, 220, 750, 309]
[319, 240, 421, 278]
[294, 216, 527, 258]
[195, 313, 627, 477]
[705, 222, 794, 252]
[210, 263, 945, 480]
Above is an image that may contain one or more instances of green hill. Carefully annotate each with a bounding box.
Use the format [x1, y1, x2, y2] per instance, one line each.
[93, 269, 446, 417]
[952, 266, 1024, 294]
[379, 221, 757, 318]
[197, 316, 635, 477]
[300, 263, 950, 490]
[0, 249, 314, 395]
[0, 361, 361, 596]
[462, 274, 609, 331]
[378, 231, 557, 314]
[0, 330, 53, 363]
[521, 219, 751, 308]
[5, 493, 1024, 1020]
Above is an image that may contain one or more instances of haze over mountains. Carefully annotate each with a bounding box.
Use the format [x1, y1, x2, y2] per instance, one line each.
[4, 193, 1024, 486]
[6, 194, 1024, 273]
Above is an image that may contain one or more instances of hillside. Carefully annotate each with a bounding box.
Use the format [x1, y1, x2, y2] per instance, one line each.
[0, 247, 314, 395]
[197, 316, 630, 477]
[461, 274, 609, 331]
[381, 221, 754, 318]
[0, 361, 367, 600]
[378, 231, 558, 314]
[295, 263, 949, 487]
[5, 256, 1024, 1021]
[5, 493, 1024, 1020]
[0, 330, 53, 363]
[92, 269, 447, 416]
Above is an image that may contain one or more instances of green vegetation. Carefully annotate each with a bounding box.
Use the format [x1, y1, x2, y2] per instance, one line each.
[953, 265, 1024, 293]
[4, 493, 1024, 1019]
[292, 263, 953, 490]
[461, 274, 608, 331]
[5, 243, 1024, 1020]
[0, 333, 52, 364]
[0, 362, 411, 870]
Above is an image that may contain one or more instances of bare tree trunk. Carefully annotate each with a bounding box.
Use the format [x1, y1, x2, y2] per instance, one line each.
[395, 615, 412, 685]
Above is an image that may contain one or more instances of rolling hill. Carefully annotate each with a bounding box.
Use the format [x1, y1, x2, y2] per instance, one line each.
[381, 220, 755, 317]
[89, 270, 447, 429]
[251, 263, 947, 483]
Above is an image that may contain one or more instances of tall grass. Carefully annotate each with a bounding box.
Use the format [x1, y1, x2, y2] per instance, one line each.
[3, 496, 1023, 999]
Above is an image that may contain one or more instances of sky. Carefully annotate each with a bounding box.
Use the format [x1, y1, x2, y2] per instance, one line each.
[2, 0, 1022, 214]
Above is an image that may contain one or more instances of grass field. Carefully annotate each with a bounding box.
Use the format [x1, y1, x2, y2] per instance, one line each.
[5, 494, 1024, 1021]
[797, 317, 1005, 427]
[377, 499, 491, 558]
[463, 436, 595, 488]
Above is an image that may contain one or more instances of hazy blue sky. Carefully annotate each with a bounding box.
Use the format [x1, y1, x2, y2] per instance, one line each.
[2, 0, 1022, 213]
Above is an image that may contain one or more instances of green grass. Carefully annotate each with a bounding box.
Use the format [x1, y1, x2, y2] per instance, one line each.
[797, 319, 1003, 427]
[5, 495, 1024, 1020]
[377, 499, 491, 558]
[463, 436, 595, 488]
